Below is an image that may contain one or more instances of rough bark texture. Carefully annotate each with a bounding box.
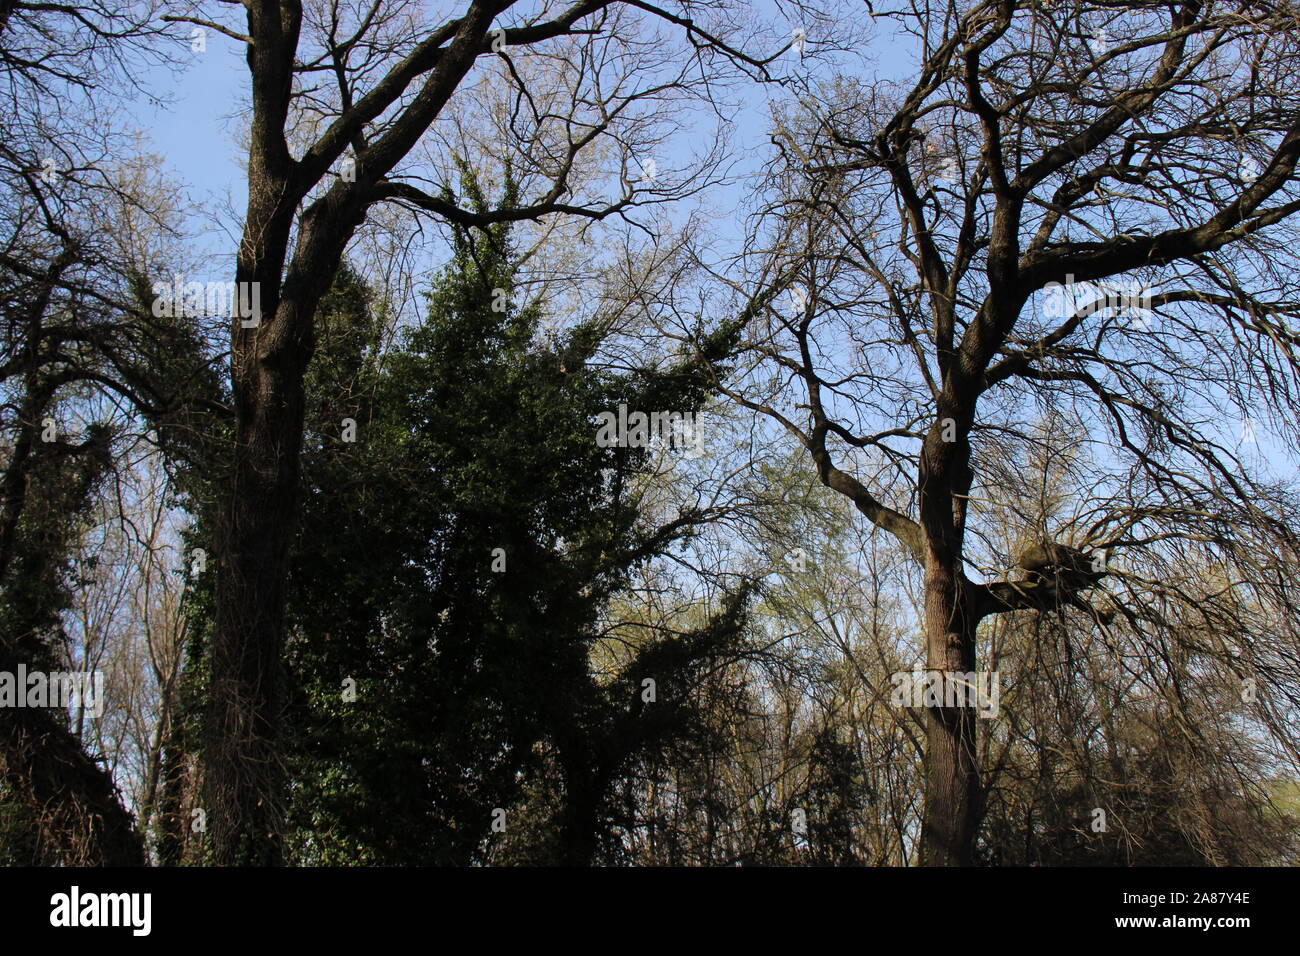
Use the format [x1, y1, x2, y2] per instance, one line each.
[917, 426, 981, 866]
[205, 375, 303, 865]
[919, 562, 980, 866]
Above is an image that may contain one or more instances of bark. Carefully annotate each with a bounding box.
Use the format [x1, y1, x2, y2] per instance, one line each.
[204, 345, 306, 865]
[558, 791, 600, 866]
[200, 7, 307, 851]
[558, 749, 603, 866]
[917, 426, 982, 866]
[919, 558, 981, 866]
[153, 740, 188, 866]
[202, 0, 499, 863]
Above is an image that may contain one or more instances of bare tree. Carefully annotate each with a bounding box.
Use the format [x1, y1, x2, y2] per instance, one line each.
[0, 1, 193, 865]
[720, 0, 1300, 864]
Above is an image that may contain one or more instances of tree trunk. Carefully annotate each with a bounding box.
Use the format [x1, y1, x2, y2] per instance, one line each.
[919, 555, 981, 866]
[202, 187, 363, 863]
[153, 739, 189, 866]
[204, 348, 306, 865]
[917, 424, 981, 866]
[558, 770, 600, 865]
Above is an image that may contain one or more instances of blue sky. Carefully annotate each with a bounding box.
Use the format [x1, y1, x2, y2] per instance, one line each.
[120, 5, 1295, 483]
[123, 3, 907, 274]
[131, 34, 248, 264]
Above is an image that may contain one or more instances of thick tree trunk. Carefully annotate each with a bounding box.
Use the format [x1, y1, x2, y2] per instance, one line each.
[559, 799, 599, 866]
[917, 424, 981, 866]
[919, 556, 980, 866]
[202, 190, 362, 863]
[557, 746, 601, 866]
[204, 350, 306, 865]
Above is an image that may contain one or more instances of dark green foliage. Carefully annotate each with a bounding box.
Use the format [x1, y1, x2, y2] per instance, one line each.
[0, 420, 113, 664]
[798, 728, 870, 865]
[279, 175, 753, 864]
[0, 418, 116, 866]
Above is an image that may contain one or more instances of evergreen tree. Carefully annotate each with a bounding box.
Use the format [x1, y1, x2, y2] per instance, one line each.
[279, 173, 754, 864]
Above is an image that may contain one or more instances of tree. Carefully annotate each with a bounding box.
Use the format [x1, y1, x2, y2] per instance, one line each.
[0, 0, 204, 864]
[207, 174, 758, 864]
[725, 0, 1300, 864]
[185, 0, 781, 863]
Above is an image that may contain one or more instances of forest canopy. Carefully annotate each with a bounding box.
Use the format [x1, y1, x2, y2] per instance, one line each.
[0, 0, 1298, 869]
